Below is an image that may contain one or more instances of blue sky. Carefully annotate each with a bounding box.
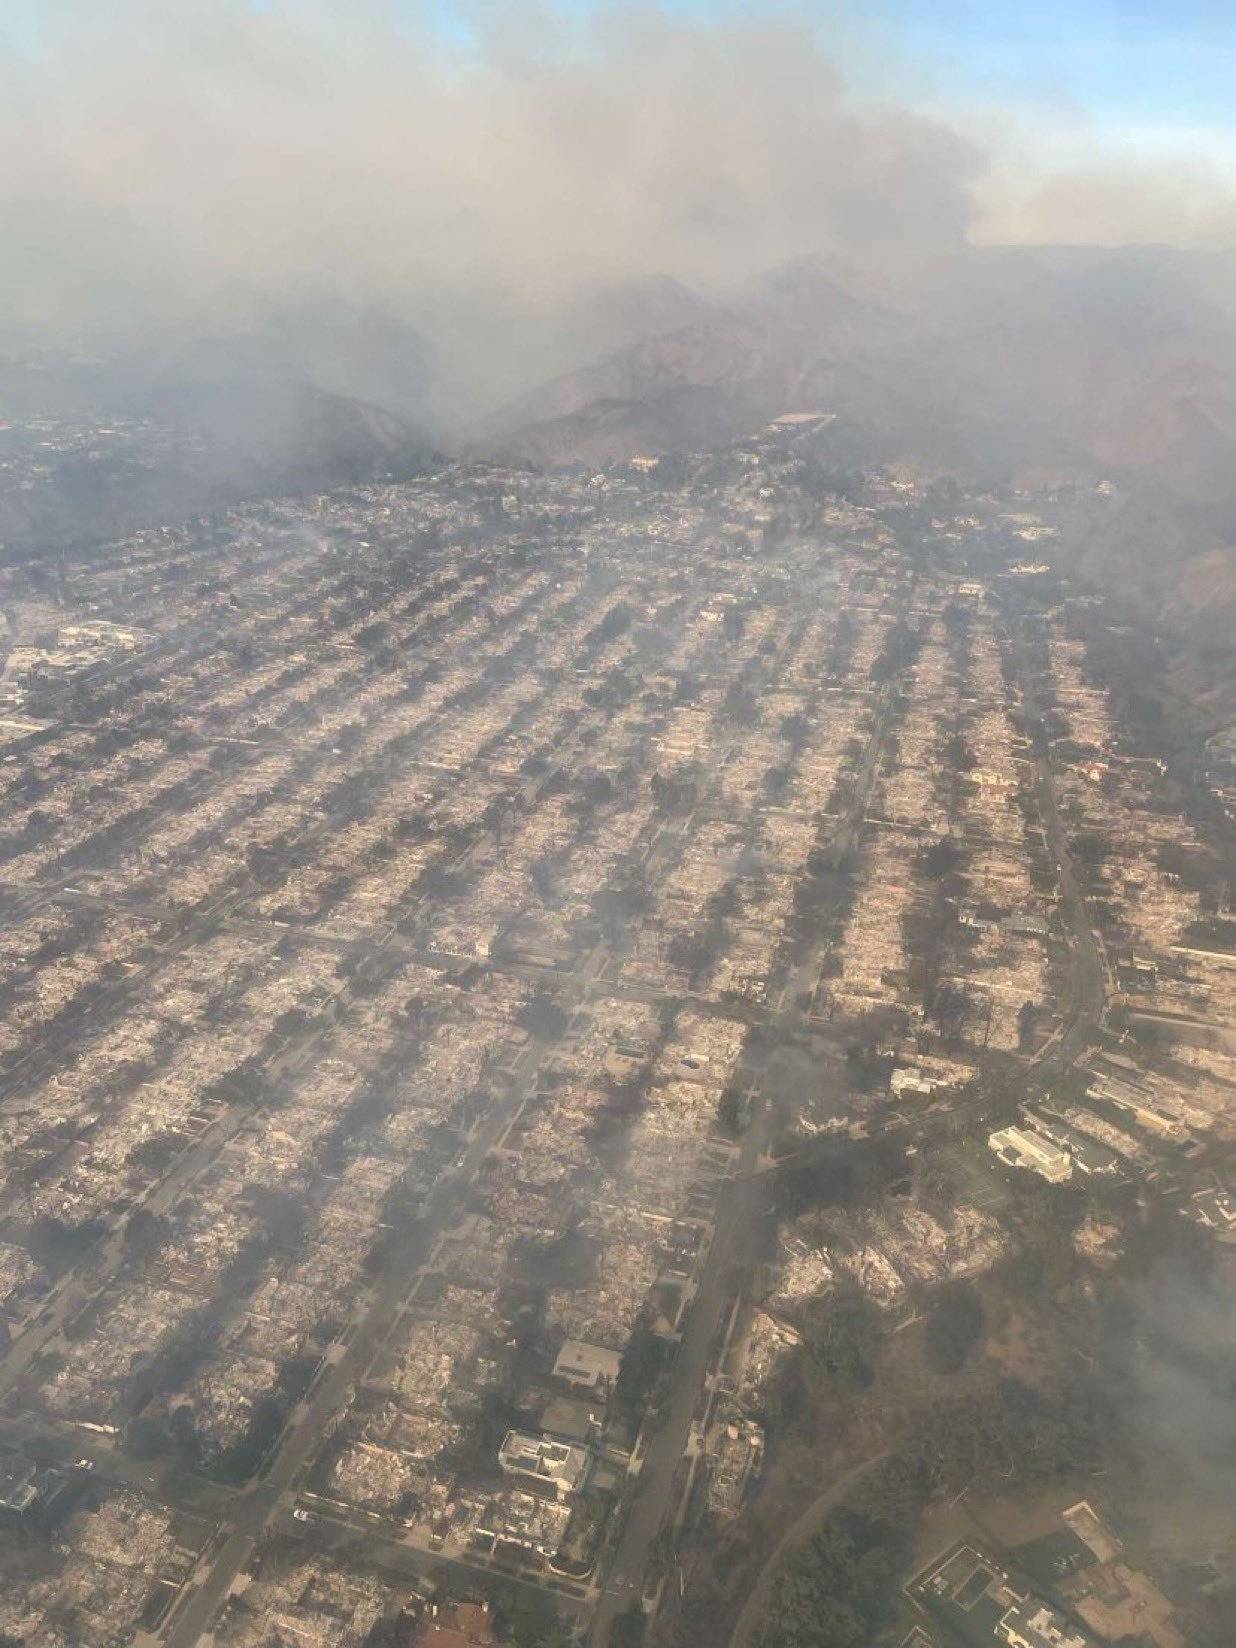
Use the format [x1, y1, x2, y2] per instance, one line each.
[872, 0, 1235, 130]
[621, 0, 1236, 138]
[1, 0, 1232, 300]
[8, 1, 1235, 146]
[414, 0, 1236, 153]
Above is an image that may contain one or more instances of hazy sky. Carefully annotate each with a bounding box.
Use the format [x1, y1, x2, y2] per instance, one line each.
[2, 1, 1234, 400]
[418, 0, 1236, 138]
[870, 0, 1234, 123]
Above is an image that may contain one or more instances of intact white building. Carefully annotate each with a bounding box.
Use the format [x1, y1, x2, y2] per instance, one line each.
[989, 1126, 1072, 1184]
[498, 1432, 589, 1500]
[552, 1339, 621, 1395]
[998, 1600, 1092, 1648]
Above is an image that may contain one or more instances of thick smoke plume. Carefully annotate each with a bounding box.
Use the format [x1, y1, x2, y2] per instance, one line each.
[3, 2, 1235, 421]
[2, 4, 981, 316]
[1, 1, 979, 413]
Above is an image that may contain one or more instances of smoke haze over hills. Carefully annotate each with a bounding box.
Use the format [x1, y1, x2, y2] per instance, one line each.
[0, 3, 981, 416]
[4, 1, 1236, 613]
[3, 3, 1234, 410]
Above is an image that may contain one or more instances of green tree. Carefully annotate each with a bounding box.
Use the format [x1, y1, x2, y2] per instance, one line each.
[924, 1280, 986, 1374]
[496, 1587, 570, 1648]
[610, 1602, 646, 1647]
[616, 1314, 668, 1416]
[754, 1507, 906, 1648]
[917, 836, 966, 880]
[123, 1206, 171, 1259]
[1016, 1000, 1041, 1053]
[717, 1086, 746, 1137]
[516, 995, 570, 1040]
[802, 1287, 881, 1392]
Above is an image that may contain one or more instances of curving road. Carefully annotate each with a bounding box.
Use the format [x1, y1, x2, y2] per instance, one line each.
[728, 1449, 890, 1648]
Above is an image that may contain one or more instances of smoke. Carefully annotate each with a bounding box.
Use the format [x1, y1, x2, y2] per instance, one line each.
[974, 118, 1236, 249]
[1119, 1254, 1236, 1552]
[3, 2, 1235, 421]
[0, 1, 982, 407]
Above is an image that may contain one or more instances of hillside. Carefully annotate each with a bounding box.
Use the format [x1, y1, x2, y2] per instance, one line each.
[495, 245, 1236, 497]
[0, 327, 435, 554]
[488, 246, 1236, 630]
